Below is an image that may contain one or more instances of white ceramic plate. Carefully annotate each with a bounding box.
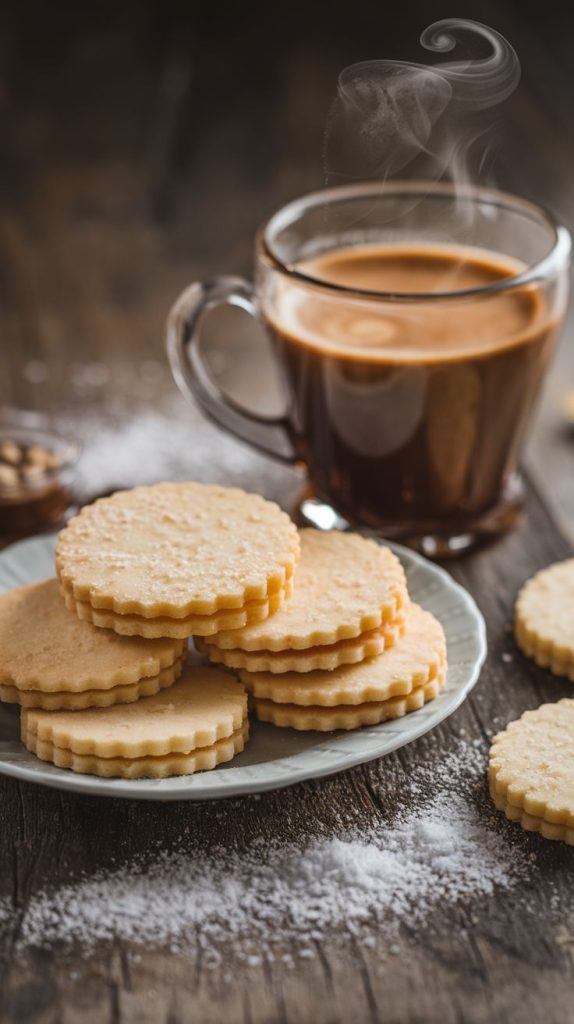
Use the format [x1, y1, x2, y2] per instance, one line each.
[0, 533, 486, 801]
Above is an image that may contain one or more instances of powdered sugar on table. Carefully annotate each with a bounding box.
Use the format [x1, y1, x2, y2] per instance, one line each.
[14, 744, 536, 966]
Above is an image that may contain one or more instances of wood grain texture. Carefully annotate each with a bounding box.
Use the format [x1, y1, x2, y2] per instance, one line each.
[0, 1, 573, 1021]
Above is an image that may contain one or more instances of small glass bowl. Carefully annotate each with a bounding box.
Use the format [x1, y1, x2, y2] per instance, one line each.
[0, 425, 80, 545]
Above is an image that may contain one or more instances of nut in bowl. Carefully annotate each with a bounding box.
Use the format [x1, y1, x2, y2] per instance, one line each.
[0, 425, 79, 545]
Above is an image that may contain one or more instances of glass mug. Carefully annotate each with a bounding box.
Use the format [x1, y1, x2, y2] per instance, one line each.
[166, 182, 570, 556]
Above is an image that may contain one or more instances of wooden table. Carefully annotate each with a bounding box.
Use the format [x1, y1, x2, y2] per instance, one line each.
[0, 4, 573, 1021]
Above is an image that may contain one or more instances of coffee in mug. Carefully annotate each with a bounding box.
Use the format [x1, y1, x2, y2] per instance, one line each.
[166, 182, 570, 555]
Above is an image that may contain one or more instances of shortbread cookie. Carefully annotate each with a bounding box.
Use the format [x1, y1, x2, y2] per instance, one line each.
[0, 579, 184, 692]
[1, 657, 184, 710]
[489, 784, 574, 845]
[515, 559, 574, 680]
[489, 699, 574, 844]
[253, 673, 444, 731]
[197, 618, 405, 674]
[207, 529, 407, 653]
[56, 482, 299, 617]
[62, 580, 292, 639]
[23, 721, 249, 779]
[22, 664, 247, 758]
[240, 604, 445, 705]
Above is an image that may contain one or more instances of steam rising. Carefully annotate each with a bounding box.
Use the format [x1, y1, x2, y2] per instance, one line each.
[419, 19, 520, 108]
[324, 19, 520, 186]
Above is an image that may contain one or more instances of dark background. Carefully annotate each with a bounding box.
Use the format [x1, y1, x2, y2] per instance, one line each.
[1, 0, 574, 373]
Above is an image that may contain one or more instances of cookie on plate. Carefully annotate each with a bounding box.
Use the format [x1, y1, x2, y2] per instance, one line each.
[196, 619, 403, 674]
[201, 529, 407, 668]
[245, 604, 446, 731]
[253, 674, 445, 731]
[0, 657, 185, 710]
[56, 482, 300, 638]
[0, 579, 185, 709]
[241, 604, 444, 704]
[62, 580, 292, 639]
[22, 664, 249, 778]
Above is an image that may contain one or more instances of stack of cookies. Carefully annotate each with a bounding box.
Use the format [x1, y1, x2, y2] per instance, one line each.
[199, 530, 447, 732]
[0, 481, 448, 780]
[489, 699, 574, 846]
[22, 666, 249, 780]
[0, 482, 299, 778]
[0, 579, 186, 710]
[56, 483, 299, 638]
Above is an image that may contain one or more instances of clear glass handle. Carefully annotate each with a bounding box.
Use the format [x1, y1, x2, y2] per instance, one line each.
[165, 276, 295, 463]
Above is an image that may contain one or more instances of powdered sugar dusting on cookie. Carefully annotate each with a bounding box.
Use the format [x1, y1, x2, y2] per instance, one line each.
[14, 743, 536, 965]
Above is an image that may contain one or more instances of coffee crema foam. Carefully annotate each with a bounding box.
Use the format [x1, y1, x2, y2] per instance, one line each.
[266, 243, 545, 364]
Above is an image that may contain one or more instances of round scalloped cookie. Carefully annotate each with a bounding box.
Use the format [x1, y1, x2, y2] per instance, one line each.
[515, 559, 574, 680]
[197, 618, 405, 674]
[489, 699, 574, 843]
[62, 579, 292, 639]
[252, 674, 444, 731]
[0, 579, 184, 692]
[489, 784, 574, 845]
[207, 529, 407, 653]
[0, 656, 184, 710]
[22, 664, 247, 758]
[23, 722, 249, 779]
[240, 604, 445, 705]
[56, 482, 299, 617]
